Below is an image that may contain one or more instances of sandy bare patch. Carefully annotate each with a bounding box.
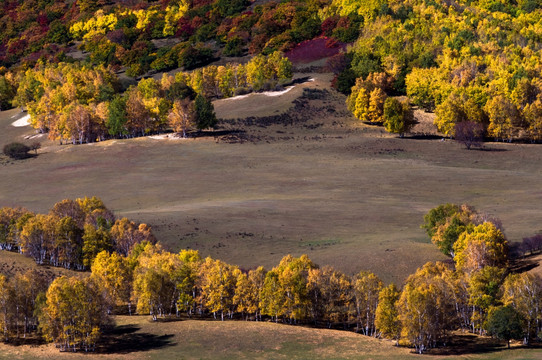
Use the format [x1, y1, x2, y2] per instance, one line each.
[148, 134, 188, 140]
[262, 86, 295, 97]
[23, 133, 45, 140]
[221, 85, 297, 102]
[11, 114, 30, 127]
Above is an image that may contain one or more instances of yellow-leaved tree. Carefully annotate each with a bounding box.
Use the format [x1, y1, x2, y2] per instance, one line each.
[197, 257, 238, 321]
[132, 243, 181, 320]
[176, 249, 202, 317]
[485, 95, 517, 141]
[353, 271, 383, 336]
[91, 251, 133, 314]
[501, 273, 542, 344]
[453, 222, 508, 273]
[375, 283, 400, 344]
[307, 266, 353, 328]
[261, 254, 316, 323]
[38, 276, 110, 352]
[397, 262, 456, 354]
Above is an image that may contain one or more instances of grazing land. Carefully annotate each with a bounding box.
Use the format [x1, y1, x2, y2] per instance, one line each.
[1, 73, 542, 285]
[0, 316, 540, 360]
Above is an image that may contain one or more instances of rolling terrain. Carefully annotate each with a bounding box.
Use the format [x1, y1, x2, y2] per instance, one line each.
[1, 72, 541, 284]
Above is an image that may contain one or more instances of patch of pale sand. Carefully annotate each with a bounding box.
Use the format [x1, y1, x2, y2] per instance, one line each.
[262, 86, 294, 97]
[148, 134, 188, 140]
[222, 94, 250, 101]
[220, 81, 308, 102]
[23, 133, 45, 140]
[11, 114, 30, 127]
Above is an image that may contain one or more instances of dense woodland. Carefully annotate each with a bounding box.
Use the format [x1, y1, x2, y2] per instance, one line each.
[0, 198, 541, 353]
[1, 0, 542, 141]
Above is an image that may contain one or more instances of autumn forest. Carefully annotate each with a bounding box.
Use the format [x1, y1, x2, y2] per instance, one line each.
[1, 0, 542, 358]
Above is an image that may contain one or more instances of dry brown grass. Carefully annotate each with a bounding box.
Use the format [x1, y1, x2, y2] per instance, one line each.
[0, 315, 540, 360]
[0, 251, 85, 281]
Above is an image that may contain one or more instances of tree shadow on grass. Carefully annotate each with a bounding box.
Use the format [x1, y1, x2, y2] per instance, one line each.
[471, 146, 508, 152]
[427, 333, 542, 356]
[429, 334, 502, 355]
[289, 76, 312, 85]
[407, 134, 443, 140]
[509, 251, 541, 274]
[3, 336, 47, 347]
[97, 325, 176, 354]
[190, 129, 245, 138]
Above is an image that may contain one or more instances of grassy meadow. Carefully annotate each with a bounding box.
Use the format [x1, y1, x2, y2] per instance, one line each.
[0, 315, 541, 360]
[1, 73, 541, 286]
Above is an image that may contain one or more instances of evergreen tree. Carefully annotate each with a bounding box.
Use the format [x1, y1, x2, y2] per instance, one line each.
[194, 94, 217, 131]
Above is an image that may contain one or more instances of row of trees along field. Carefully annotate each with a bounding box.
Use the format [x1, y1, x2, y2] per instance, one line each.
[1, 198, 541, 353]
[1, 52, 291, 143]
[0, 197, 156, 269]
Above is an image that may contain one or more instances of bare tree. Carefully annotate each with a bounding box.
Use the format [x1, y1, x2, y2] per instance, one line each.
[29, 142, 41, 155]
[455, 121, 484, 150]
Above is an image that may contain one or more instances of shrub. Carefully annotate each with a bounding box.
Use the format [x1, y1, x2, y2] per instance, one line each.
[223, 37, 245, 57]
[30, 142, 41, 154]
[178, 44, 215, 70]
[3, 142, 31, 159]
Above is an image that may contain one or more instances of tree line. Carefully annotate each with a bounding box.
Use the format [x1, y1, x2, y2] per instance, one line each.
[346, 72, 416, 137]
[0, 199, 541, 354]
[0, 197, 156, 269]
[1, 51, 291, 143]
[0, 198, 542, 353]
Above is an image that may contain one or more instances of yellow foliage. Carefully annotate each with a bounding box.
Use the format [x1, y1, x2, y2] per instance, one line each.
[453, 222, 508, 273]
[70, 10, 118, 41]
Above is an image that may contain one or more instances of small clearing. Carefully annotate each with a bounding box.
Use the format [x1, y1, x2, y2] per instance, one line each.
[214, 74, 331, 119]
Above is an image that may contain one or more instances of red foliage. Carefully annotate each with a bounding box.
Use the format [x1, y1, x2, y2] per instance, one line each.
[3, 1, 17, 11]
[62, 2, 80, 22]
[216, 17, 233, 37]
[37, 13, 49, 27]
[284, 37, 346, 64]
[159, 0, 173, 8]
[336, 16, 351, 29]
[22, 44, 66, 65]
[107, 29, 126, 45]
[321, 16, 339, 37]
[7, 39, 27, 55]
[7, 9, 17, 21]
[248, 34, 268, 55]
[193, 0, 213, 8]
[191, 16, 204, 29]
[176, 18, 195, 38]
[133, 3, 149, 10]
[325, 37, 339, 48]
